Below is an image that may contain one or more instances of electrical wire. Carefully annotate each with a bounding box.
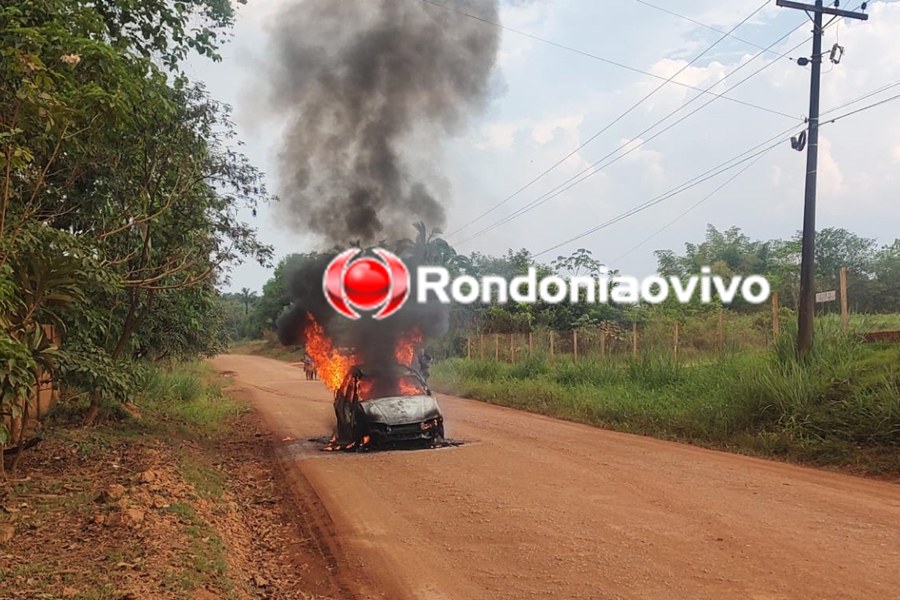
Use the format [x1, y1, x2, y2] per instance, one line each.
[822, 91, 900, 124]
[540, 79, 900, 262]
[442, 0, 776, 238]
[452, 3, 854, 247]
[454, 32, 808, 246]
[610, 149, 779, 265]
[420, 0, 794, 119]
[629, 0, 791, 60]
[529, 129, 802, 260]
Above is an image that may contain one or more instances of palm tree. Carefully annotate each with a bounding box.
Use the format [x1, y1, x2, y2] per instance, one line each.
[240, 287, 257, 315]
[395, 221, 470, 272]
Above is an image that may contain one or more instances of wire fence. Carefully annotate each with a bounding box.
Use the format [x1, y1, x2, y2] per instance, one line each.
[457, 306, 900, 364]
[462, 311, 773, 364]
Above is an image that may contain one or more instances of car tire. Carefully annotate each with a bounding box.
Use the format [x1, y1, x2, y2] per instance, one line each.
[432, 423, 445, 446]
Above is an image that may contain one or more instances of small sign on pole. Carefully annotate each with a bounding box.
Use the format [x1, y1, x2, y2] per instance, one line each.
[815, 290, 836, 303]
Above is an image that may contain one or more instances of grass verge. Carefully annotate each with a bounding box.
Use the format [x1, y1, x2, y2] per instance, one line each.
[430, 325, 900, 478]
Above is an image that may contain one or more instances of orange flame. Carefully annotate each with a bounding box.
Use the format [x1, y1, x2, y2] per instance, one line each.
[302, 315, 362, 391]
[395, 328, 423, 366]
[301, 316, 424, 393]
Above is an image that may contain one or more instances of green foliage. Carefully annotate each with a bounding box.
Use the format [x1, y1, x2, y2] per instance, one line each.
[0, 0, 271, 431]
[129, 362, 244, 437]
[86, 0, 245, 68]
[432, 326, 900, 472]
[0, 224, 95, 446]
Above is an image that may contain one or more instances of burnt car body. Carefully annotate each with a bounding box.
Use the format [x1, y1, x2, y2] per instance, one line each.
[333, 363, 444, 447]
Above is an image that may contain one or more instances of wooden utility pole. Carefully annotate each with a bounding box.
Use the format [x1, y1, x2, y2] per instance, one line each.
[775, 0, 869, 354]
[840, 266, 849, 334]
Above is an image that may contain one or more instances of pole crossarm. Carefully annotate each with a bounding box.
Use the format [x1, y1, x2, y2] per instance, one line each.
[775, 0, 869, 20]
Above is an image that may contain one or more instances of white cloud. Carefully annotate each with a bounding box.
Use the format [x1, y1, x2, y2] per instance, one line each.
[187, 0, 900, 291]
[817, 135, 845, 197]
[531, 114, 584, 144]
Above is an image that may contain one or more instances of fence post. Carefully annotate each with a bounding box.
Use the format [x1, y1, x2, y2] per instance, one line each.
[573, 329, 578, 362]
[632, 322, 638, 358]
[549, 331, 555, 365]
[772, 292, 780, 341]
[717, 309, 724, 354]
[840, 266, 849, 334]
[600, 331, 606, 359]
[673, 320, 679, 363]
[494, 334, 499, 361]
[529, 331, 533, 357]
[510, 333, 515, 364]
[479, 333, 485, 360]
[467, 337, 471, 359]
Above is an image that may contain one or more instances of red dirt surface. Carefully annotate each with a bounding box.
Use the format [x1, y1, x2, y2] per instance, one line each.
[211, 354, 900, 600]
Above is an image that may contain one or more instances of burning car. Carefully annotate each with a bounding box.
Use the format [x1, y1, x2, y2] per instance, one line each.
[330, 363, 444, 449]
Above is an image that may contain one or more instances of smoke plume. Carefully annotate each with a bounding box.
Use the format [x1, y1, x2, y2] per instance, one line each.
[263, 0, 501, 245]
[264, 0, 501, 364]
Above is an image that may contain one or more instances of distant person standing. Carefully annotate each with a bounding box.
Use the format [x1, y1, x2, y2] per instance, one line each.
[303, 354, 314, 380]
[418, 349, 433, 383]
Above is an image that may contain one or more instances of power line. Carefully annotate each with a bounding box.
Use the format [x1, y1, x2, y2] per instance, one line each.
[822, 90, 900, 124]
[629, 0, 791, 60]
[443, 0, 776, 238]
[452, 4, 849, 247]
[533, 75, 898, 262]
[454, 30, 814, 246]
[825, 78, 900, 113]
[529, 130, 801, 259]
[613, 82, 900, 264]
[611, 150, 779, 265]
[421, 0, 795, 112]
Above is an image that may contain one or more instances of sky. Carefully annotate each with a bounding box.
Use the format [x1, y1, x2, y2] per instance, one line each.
[182, 0, 900, 294]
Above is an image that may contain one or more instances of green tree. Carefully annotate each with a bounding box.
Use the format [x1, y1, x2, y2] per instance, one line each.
[1, 0, 273, 429]
[396, 221, 470, 273]
[240, 287, 257, 316]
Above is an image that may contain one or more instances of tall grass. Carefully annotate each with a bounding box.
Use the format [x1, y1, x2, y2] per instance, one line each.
[431, 320, 900, 473]
[130, 362, 245, 436]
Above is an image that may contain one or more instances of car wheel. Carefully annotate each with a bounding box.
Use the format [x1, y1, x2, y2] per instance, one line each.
[432, 423, 445, 446]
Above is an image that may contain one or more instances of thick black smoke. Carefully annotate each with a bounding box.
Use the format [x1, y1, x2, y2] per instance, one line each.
[275, 251, 450, 362]
[265, 0, 501, 366]
[263, 0, 501, 244]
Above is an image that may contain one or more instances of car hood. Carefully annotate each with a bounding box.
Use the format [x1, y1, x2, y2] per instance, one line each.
[360, 395, 442, 425]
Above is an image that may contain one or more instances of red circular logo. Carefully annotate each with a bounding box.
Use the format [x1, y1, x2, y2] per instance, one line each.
[323, 248, 410, 320]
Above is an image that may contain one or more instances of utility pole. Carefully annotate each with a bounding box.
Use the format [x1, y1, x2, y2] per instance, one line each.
[775, 0, 868, 354]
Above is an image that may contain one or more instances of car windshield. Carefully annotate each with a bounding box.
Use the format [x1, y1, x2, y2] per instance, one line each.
[356, 374, 426, 401]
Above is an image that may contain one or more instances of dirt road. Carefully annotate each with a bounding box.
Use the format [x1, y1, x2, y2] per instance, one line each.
[211, 354, 900, 600]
